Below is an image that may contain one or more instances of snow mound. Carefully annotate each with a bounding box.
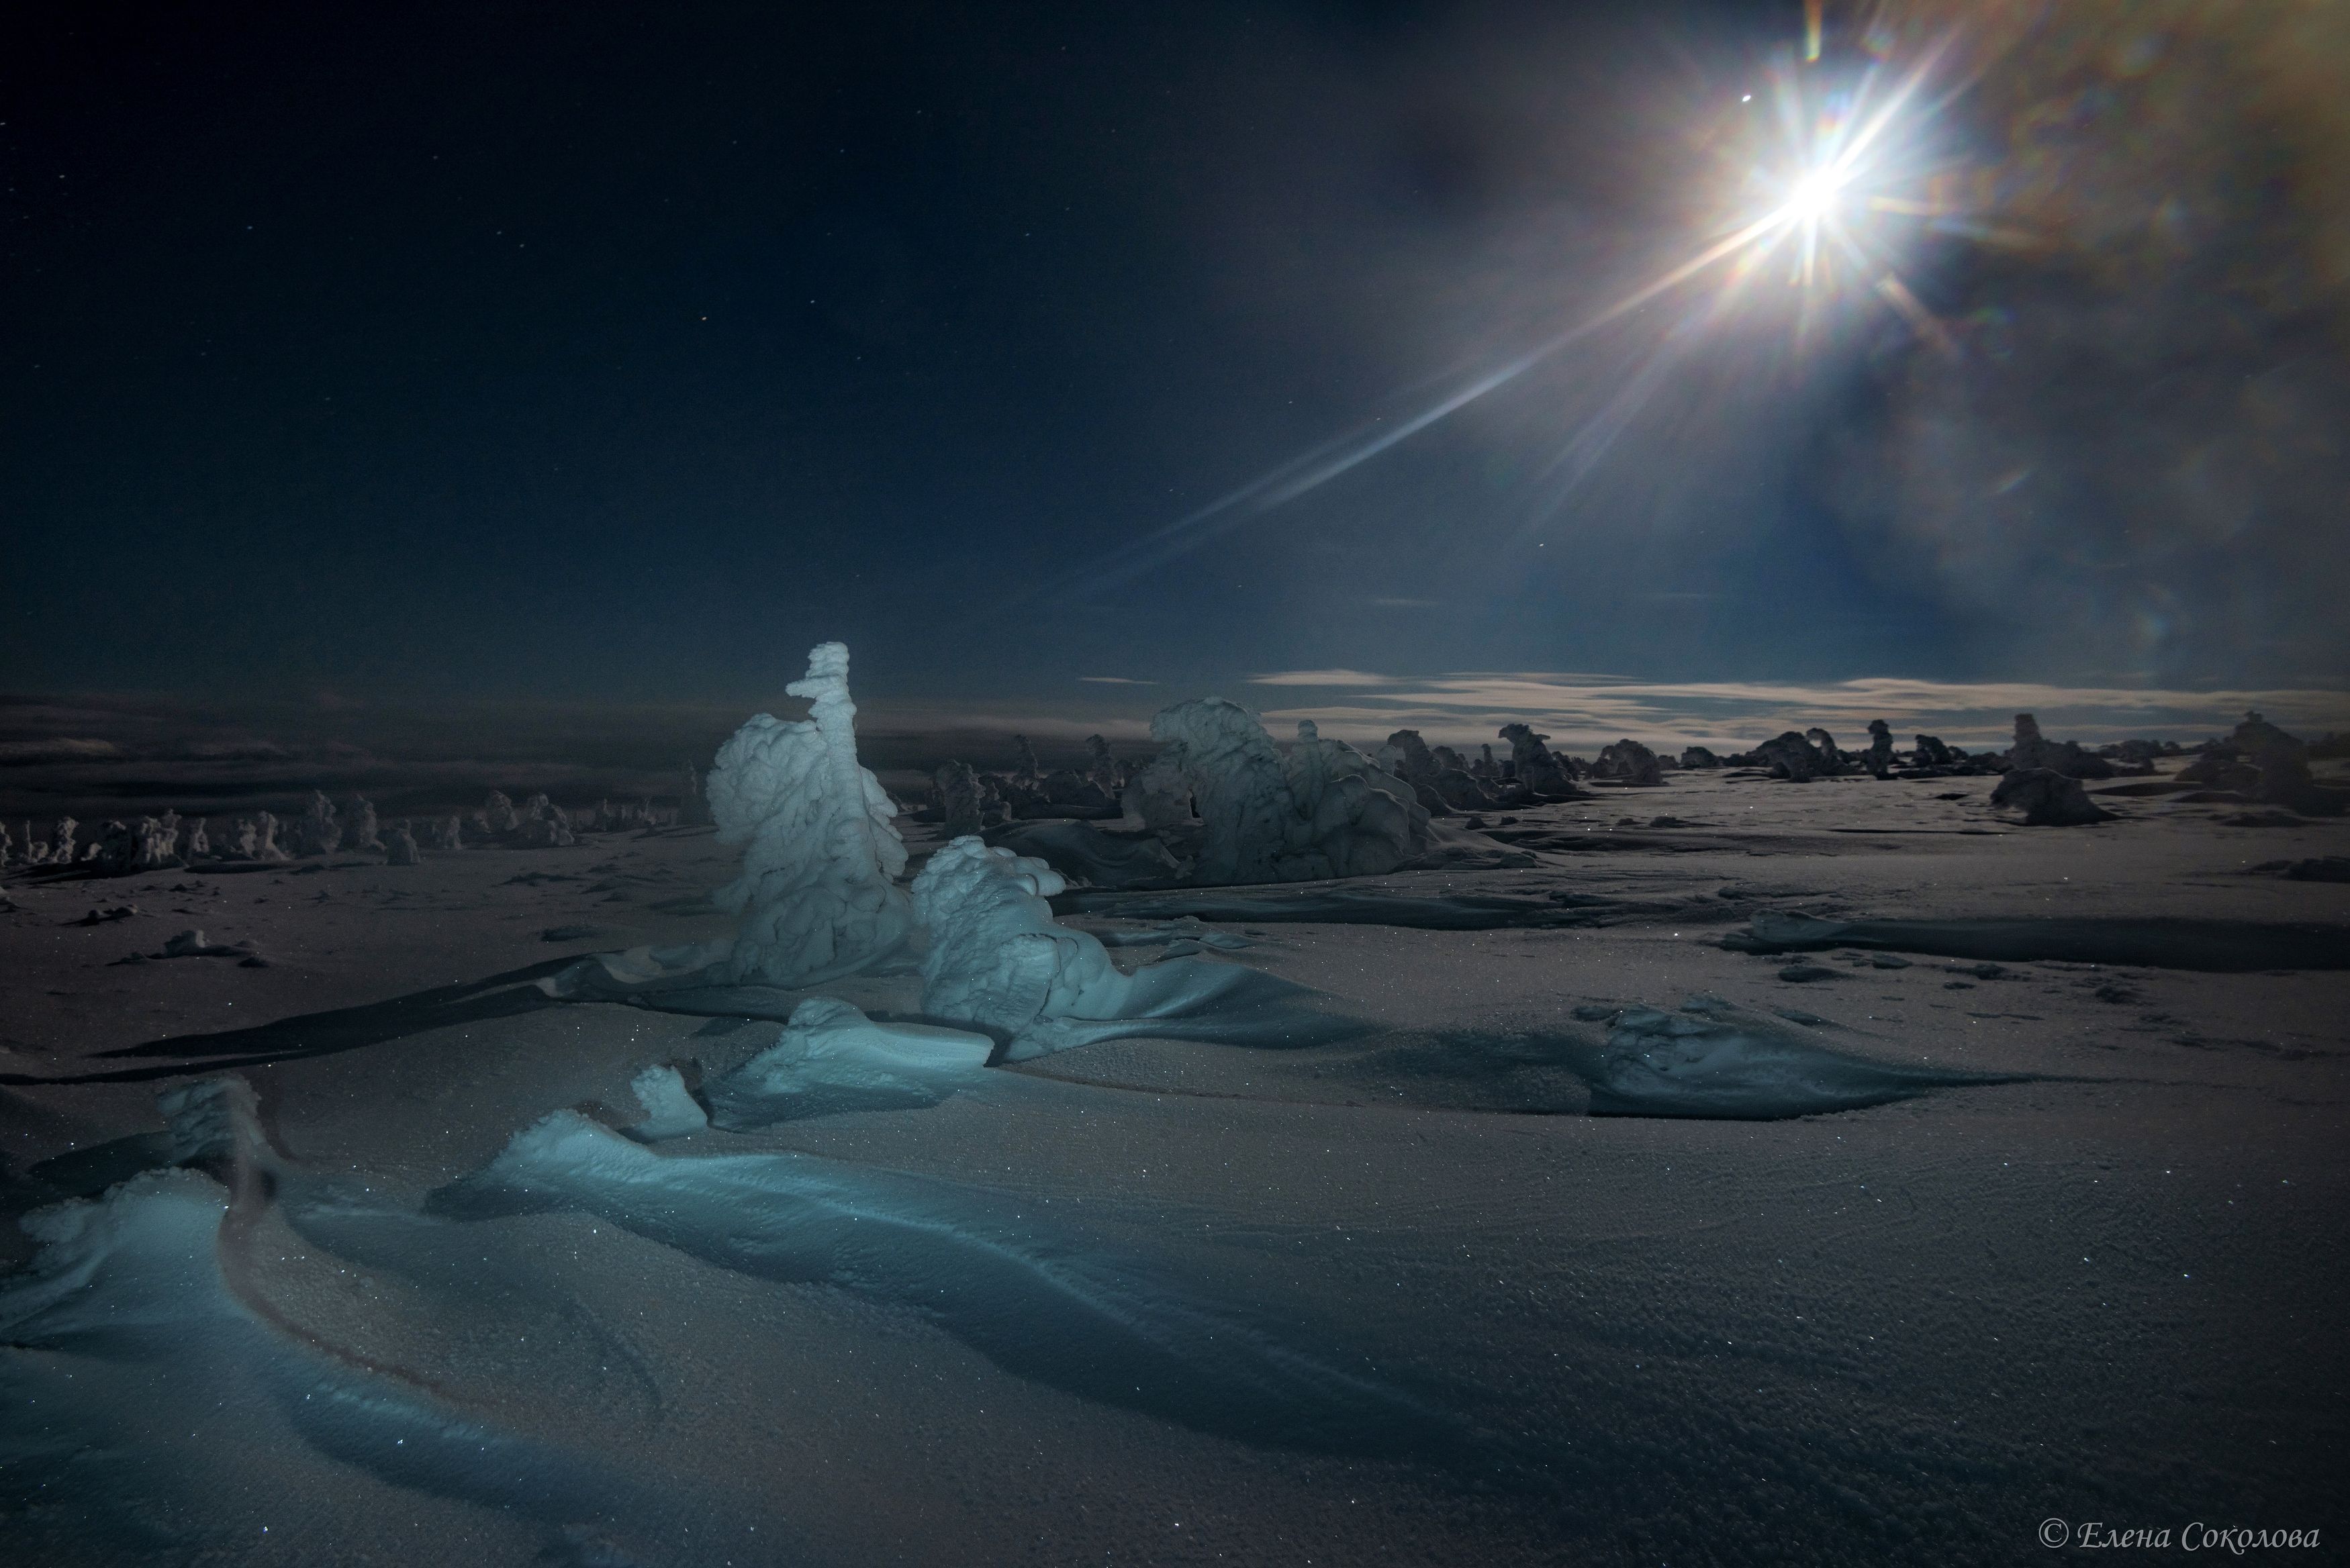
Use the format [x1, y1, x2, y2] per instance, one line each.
[1, 1169, 662, 1563]
[702, 997, 994, 1129]
[1571, 996, 2024, 1119]
[622, 1064, 711, 1140]
[438, 1111, 1452, 1456]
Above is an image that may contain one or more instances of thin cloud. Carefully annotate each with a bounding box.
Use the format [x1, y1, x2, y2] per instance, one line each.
[1077, 676, 1159, 685]
[0, 738, 126, 765]
[1247, 669, 1397, 687]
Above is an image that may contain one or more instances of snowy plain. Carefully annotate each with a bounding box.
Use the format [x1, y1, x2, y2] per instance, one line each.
[1, 763, 2345, 1565]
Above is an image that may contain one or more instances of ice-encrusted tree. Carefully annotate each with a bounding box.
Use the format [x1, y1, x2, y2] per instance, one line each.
[1145, 700, 1429, 884]
[910, 835, 1127, 1038]
[1148, 698, 1297, 884]
[1280, 720, 1429, 878]
[707, 641, 916, 986]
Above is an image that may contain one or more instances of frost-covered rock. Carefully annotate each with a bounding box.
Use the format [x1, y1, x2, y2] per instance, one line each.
[1680, 746, 1722, 769]
[708, 641, 915, 986]
[1990, 767, 2113, 826]
[1470, 744, 1501, 780]
[49, 816, 79, 866]
[428, 814, 463, 851]
[383, 821, 421, 865]
[1803, 728, 1844, 770]
[1914, 734, 1955, 767]
[1011, 734, 1043, 789]
[183, 818, 209, 861]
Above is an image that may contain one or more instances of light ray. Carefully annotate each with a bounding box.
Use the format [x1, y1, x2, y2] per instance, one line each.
[1048, 19, 1969, 601]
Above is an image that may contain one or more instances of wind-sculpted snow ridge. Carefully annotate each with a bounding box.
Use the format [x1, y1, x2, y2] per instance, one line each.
[432, 1110, 1460, 1459]
[987, 818, 1184, 889]
[1057, 884, 1630, 931]
[706, 640, 916, 987]
[0, 1165, 690, 1564]
[911, 836, 1352, 1060]
[1724, 910, 2350, 971]
[698, 996, 996, 1129]
[1562, 995, 2028, 1120]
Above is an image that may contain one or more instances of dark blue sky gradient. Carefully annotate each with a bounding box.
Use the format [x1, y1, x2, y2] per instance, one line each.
[5, 2, 2333, 712]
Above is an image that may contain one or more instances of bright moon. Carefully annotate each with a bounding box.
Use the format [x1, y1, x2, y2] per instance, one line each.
[1785, 166, 1844, 225]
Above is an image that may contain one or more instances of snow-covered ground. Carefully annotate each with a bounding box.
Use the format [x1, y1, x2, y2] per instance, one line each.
[3, 764, 2344, 1565]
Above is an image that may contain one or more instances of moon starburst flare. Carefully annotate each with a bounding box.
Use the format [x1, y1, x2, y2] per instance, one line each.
[1055, 20, 1971, 599]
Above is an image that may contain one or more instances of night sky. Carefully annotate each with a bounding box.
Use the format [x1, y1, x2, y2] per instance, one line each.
[6, 2, 2345, 716]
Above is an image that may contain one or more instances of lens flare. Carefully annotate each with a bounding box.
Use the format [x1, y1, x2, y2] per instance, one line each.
[1047, 15, 1980, 601]
[1784, 167, 1844, 225]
